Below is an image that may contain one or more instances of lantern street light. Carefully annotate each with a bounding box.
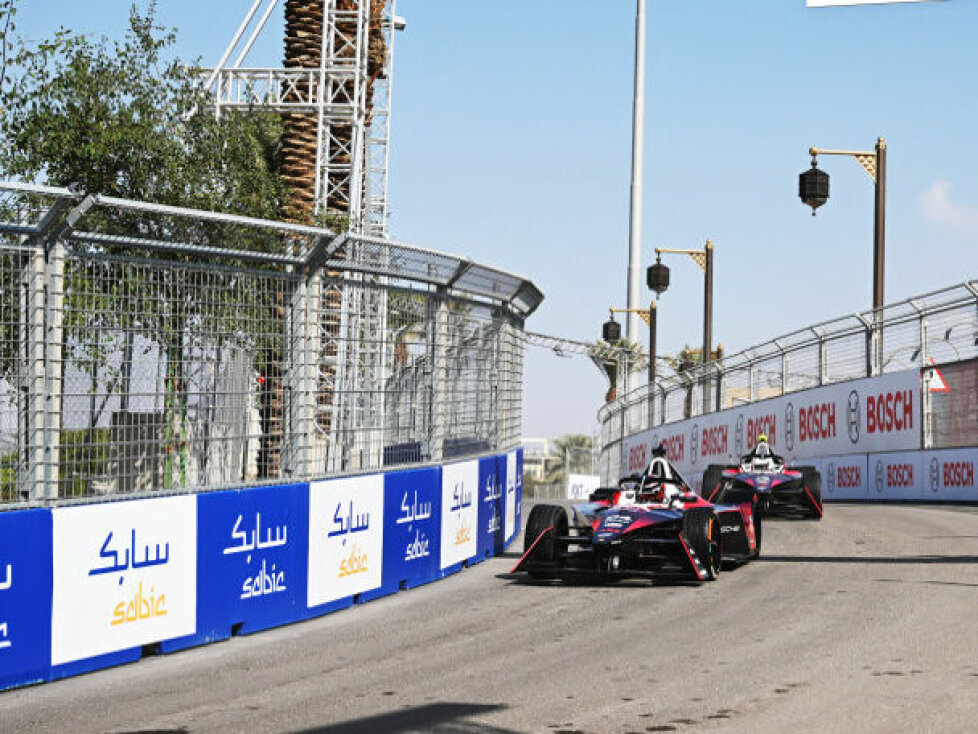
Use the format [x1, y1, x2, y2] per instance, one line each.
[602, 255, 669, 411]
[655, 240, 715, 412]
[801, 137, 887, 372]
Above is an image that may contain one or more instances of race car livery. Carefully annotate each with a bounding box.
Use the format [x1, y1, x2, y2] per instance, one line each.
[701, 447, 823, 520]
[512, 455, 761, 584]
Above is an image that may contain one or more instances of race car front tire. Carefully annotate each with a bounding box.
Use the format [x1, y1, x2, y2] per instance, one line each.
[751, 504, 763, 559]
[523, 504, 568, 579]
[798, 466, 824, 520]
[702, 464, 724, 502]
[683, 508, 721, 581]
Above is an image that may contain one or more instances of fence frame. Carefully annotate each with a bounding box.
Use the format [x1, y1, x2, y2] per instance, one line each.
[598, 280, 978, 482]
[0, 181, 543, 508]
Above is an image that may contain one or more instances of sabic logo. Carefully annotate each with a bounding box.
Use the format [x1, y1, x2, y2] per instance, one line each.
[826, 462, 836, 494]
[875, 459, 884, 493]
[847, 390, 861, 444]
[784, 403, 795, 452]
[735, 414, 745, 453]
[691, 425, 699, 465]
[929, 457, 940, 494]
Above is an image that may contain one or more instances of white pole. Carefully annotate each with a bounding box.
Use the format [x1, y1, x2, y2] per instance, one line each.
[626, 0, 648, 393]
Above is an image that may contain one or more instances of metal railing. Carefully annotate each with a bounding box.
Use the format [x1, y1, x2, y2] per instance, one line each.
[598, 281, 978, 482]
[0, 181, 542, 508]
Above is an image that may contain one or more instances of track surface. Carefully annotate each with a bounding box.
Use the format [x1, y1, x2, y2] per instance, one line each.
[4, 503, 978, 733]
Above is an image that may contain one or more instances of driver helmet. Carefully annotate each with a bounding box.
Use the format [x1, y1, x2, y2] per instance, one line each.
[752, 436, 774, 469]
[640, 476, 665, 503]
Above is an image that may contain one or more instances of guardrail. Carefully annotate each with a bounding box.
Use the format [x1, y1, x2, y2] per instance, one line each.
[0, 181, 542, 508]
[598, 282, 978, 483]
[0, 447, 522, 691]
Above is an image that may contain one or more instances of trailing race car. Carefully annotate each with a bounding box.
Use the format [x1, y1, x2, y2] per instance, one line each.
[512, 449, 761, 584]
[701, 436, 822, 520]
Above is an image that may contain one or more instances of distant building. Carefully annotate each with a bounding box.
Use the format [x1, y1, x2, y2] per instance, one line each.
[521, 437, 561, 481]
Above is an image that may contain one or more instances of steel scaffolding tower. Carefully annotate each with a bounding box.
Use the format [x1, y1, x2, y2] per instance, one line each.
[201, 0, 401, 473]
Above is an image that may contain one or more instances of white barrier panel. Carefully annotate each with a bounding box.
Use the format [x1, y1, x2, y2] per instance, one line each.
[505, 452, 517, 541]
[921, 448, 978, 501]
[308, 475, 385, 607]
[622, 369, 921, 476]
[440, 461, 479, 569]
[868, 452, 923, 501]
[819, 454, 870, 500]
[566, 474, 600, 500]
[51, 496, 197, 666]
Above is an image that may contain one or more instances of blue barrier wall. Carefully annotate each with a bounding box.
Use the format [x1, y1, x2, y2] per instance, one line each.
[0, 449, 522, 692]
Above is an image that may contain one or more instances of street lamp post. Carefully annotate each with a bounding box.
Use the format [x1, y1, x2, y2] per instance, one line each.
[655, 240, 715, 412]
[800, 137, 887, 373]
[625, 0, 648, 357]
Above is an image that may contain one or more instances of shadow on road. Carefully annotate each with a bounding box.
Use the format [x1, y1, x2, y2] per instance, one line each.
[760, 554, 978, 565]
[291, 702, 517, 734]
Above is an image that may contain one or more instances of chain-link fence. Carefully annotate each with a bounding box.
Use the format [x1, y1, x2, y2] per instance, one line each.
[598, 281, 978, 481]
[0, 181, 542, 508]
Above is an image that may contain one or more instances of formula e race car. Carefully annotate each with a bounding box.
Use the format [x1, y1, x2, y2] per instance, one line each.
[512, 452, 761, 584]
[701, 441, 822, 520]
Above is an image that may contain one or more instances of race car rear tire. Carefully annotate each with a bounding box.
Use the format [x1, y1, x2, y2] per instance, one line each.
[702, 464, 724, 502]
[682, 508, 721, 581]
[523, 504, 568, 579]
[799, 467, 823, 520]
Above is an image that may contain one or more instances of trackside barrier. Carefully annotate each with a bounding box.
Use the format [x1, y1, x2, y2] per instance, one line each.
[682, 448, 977, 503]
[0, 449, 522, 692]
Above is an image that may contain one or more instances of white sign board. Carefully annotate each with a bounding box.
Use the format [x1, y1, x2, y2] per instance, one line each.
[308, 474, 384, 607]
[51, 496, 197, 666]
[505, 452, 517, 541]
[808, 1, 938, 6]
[440, 461, 479, 569]
[622, 369, 921, 477]
[566, 474, 600, 500]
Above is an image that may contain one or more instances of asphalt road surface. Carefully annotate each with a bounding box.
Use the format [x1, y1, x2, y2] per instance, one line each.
[4, 502, 978, 734]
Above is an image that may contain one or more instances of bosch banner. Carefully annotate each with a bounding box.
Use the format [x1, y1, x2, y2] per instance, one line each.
[308, 474, 385, 609]
[0, 509, 52, 691]
[440, 460, 479, 570]
[51, 496, 197, 667]
[383, 466, 441, 591]
[868, 452, 923, 500]
[922, 448, 978, 501]
[196, 483, 308, 639]
[622, 369, 921, 476]
[819, 454, 870, 499]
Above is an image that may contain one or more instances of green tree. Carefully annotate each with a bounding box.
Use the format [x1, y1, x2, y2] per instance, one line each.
[1, 2, 285, 217]
[0, 2, 291, 488]
[543, 434, 594, 486]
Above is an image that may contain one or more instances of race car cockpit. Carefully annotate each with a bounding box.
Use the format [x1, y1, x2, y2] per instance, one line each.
[739, 435, 784, 473]
[636, 446, 692, 505]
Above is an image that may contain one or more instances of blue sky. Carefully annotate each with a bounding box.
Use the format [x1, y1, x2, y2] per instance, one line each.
[11, 0, 978, 439]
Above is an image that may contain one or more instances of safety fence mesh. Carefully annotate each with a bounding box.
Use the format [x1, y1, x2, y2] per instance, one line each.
[599, 281, 978, 476]
[0, 182, 541, 507]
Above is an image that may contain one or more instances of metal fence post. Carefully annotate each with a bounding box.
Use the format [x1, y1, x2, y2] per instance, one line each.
[429, 288, 448, 463]
[42, 237, 66, 500]
[22, 247, 47, 501]
[816, 329, 827, 386]
[283, 272, 319, 480]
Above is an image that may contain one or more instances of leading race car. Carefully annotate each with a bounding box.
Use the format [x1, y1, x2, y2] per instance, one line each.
[511, 448, 761, 584]
[701, 436, 823, 520]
